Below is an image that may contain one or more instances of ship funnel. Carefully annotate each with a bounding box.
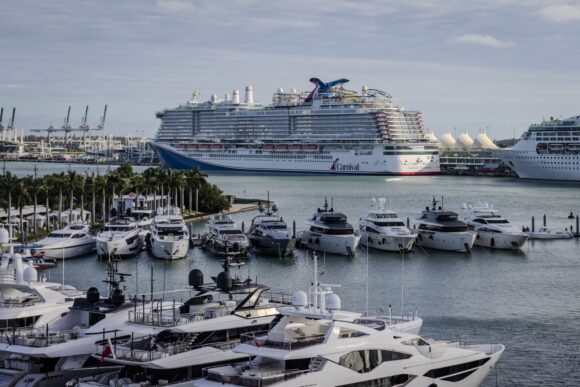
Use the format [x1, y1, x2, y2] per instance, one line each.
[232, 90, 240, 105]
[245, 86, 253, 104]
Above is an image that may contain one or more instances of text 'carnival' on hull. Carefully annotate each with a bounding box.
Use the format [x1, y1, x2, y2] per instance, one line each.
[151, 78, 440, 175]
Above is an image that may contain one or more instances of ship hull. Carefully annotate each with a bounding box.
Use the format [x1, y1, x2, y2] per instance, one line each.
[152, 143, 440, 176]
[496, 148, 580, 181]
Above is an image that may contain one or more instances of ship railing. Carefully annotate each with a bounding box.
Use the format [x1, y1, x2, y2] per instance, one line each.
[239, 331, 325, 351]
[0, 296, 41, 308]
[0, 325, 87, 347]
[202, 364, 310, 387]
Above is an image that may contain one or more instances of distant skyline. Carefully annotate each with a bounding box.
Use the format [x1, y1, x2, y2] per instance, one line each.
[1, 0, 579, 140]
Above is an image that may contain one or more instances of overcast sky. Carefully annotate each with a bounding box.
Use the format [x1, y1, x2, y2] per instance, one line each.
[1, 0, 579, 140]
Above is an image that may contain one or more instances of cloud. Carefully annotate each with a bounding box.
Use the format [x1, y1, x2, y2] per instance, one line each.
[539, 4, 580, 23]
[448, 34, 515, 48]
[157, 0, 195, 12]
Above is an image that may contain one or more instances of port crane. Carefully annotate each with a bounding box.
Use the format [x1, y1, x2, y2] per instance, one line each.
[0, 108, 17, 141]
[30, 105, 107, 142]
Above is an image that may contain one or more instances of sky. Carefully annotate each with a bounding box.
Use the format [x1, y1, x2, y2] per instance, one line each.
[1, 0, 579, 140]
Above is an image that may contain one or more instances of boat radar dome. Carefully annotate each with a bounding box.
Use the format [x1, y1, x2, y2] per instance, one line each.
[189, 269, 204, 289]
[325, 293, 341, 311]
[271, 203, 279, 213]
[217, 270, 232, 291]
[277, 88, 284, 93]
[87, 287, 100, 304]
[292, 290, 308, 308]
[23, 265, 38, 282]
[0, 228, 9, 244]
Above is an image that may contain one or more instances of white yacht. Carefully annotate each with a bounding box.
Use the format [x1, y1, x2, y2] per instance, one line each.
[297, 199, 360, 256]
[528, 227, 573, 240]
[359, 198, 416, 252]
[463, 203, 528, 250]
[201, 214, 249, 258]
[496, 115, 580, 181]
[150, 207, 190, 260]
[75, 260, 293, 386]
[33, 223, 95, 259]
[194, 260, 501, 387]
[416, 199, 476, 253]
[247, 202, 296, 257]
[96, 217, 143, 259]
[0, 261, 179, 387]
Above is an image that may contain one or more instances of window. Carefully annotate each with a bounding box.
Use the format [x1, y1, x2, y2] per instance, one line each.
[339, 350, 412, 373]
[423, 357, 490, 379]
[337, 374, 415, 387]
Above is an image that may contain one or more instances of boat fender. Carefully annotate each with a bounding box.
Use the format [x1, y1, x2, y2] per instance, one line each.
[315, 238, 320, 244]
[491, 238, 495, 247]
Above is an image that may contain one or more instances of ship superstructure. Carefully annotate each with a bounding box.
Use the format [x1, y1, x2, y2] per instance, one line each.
[497, 115, 580, 181]
[151, 78, 439, 175]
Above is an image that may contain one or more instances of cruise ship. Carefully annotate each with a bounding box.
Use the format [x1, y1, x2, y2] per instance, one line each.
[497, 115, 580, 181]
[151, 78, 440, 175]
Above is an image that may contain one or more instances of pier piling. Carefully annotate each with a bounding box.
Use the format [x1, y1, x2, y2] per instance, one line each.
[576, 216, 580, 238]
[531, 216, 535, 232]
[242, 221, 245, 233]
[293, 220, 296, 238]
[406, 217, 410, 228]
[543, 214, 547, 227]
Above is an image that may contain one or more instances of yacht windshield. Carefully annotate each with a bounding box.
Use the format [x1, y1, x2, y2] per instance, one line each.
[486, 219, 509, 224]
[372, 213, 397, 219]
[104, 226, 134, 231]
[373, 221, 405, 227]
[47, 233, 69, 238]
[220, 229, 244, 235]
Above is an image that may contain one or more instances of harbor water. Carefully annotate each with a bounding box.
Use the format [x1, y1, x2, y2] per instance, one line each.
[8, 162, 580, 386]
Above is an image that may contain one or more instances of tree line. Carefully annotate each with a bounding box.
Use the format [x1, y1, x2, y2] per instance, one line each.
[0, 164, 230, 235]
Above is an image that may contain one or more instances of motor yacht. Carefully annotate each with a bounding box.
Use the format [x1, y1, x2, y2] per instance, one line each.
[359, 198, 416, 252]
[463, 203, 528, 249]
[150, 207, 190, 260]
[297, 199, 360, 256]
[248, 201, 296, 257]
[192, 259, 498, 387]
[0, 261, 180, 387]
[528, 226, 573, 240]
[201, 214, 249, 258]
[33, 223, 95, 259]
[416, 198, 476, 253]
[69, 259, 293, 386]
[96, 217, 143, 259]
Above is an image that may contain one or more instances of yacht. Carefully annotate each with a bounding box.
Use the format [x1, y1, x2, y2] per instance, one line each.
[359, 198, 416, 252]
[150, 207, 190, 260]
[463, 203, 528, 250]
[0, 261, 179, 387]
[96, 217, 143, 259]
[192, 261, 501, 387]
[297, 199, 360, 256]
[496, 115, 580, 181]
[247, 202, 296, 257]
[528, 227, 573, 240]
[74, 259, 293, 386]
[201, 214, 249, 258]
[33, 223, 95, 259]
[416, 199, 476, 253]
[0, 248, 83, 332]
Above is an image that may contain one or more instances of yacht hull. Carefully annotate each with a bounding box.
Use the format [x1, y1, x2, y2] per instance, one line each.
[359, 232, 416, 252]
[297, 231, 360, 256]
[475, 231, 528, 249]
[417, 231, 476, 252]
[249, 236, 296, 257]
[37, 241, 96, 259]
[151, 237, 190, 259]
[96, 235, 143, 259]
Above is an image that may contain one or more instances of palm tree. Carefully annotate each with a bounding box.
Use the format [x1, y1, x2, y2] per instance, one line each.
[39, 177, 51, 233]
[168, 170, 186, 210]
[157, 168, 168, 208]
[0, 171, 19, 224]
[129, 173, 147, 210]
[13, 178, 31, 242]
[85, 172, 97, 225]
[65, 171, 80, 222]
[23, 176, 42, 234]
[143, 167, 158, 209]
[95, 174, 108, 222]
[185, 168, 206, 212]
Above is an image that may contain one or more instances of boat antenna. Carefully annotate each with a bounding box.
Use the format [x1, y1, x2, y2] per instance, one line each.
[330, 197, 334, 212]
[365, 236, 369, 316]
[400, 242, 405, 331]
[323, 197, 328, 212]
[441, 195, 444, 211]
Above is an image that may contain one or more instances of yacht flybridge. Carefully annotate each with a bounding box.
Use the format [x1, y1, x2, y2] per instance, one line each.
[359, 198, 416, 252]
[297, 199, 360, 256]
[463, 203, 528, 250]
[416, 198, 476, 253]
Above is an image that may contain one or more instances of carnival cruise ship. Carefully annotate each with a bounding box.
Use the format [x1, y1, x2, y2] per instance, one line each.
[151, 78, 440, 175]
[497, 115, 580, 181]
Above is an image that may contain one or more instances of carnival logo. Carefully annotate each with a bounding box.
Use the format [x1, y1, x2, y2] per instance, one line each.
[330, 158, 360, 171]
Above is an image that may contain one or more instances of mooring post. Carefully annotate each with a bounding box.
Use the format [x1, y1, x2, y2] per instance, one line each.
[407, 217, 410, 228]
[292, 220, 296, 238]
[531, 216, 535, 233]
[576, 215, 580, 237]
[543, 214, 547, 227]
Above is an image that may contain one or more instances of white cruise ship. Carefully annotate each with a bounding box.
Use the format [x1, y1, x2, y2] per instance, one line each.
[497, 115, 580, 181]
[151, 78, 440, 175]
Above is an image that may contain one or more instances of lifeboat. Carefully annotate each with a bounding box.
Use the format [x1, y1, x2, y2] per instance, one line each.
[548, 143, 564, 152]
[175, 144, 186, 150]
[566, 143, 580, 152]
[198, 144, 209, 150]
[290, 144, 302, 150]
[275, 144, 288, 150]
[262, 144, 274, 150]
[189, 144, 198, 150]
[303, 144, 318, 151]
[536, 143, 548, 153]
[210, 144, 223, 149]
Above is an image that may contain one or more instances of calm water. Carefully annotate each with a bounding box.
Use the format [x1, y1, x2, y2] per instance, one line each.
[8, 162, 580, 386]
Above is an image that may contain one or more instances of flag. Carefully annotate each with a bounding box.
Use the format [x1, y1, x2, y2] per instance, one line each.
[99, 344, 112, 365]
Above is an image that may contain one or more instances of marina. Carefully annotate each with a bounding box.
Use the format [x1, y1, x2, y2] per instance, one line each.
[0, 161, 578, 386]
